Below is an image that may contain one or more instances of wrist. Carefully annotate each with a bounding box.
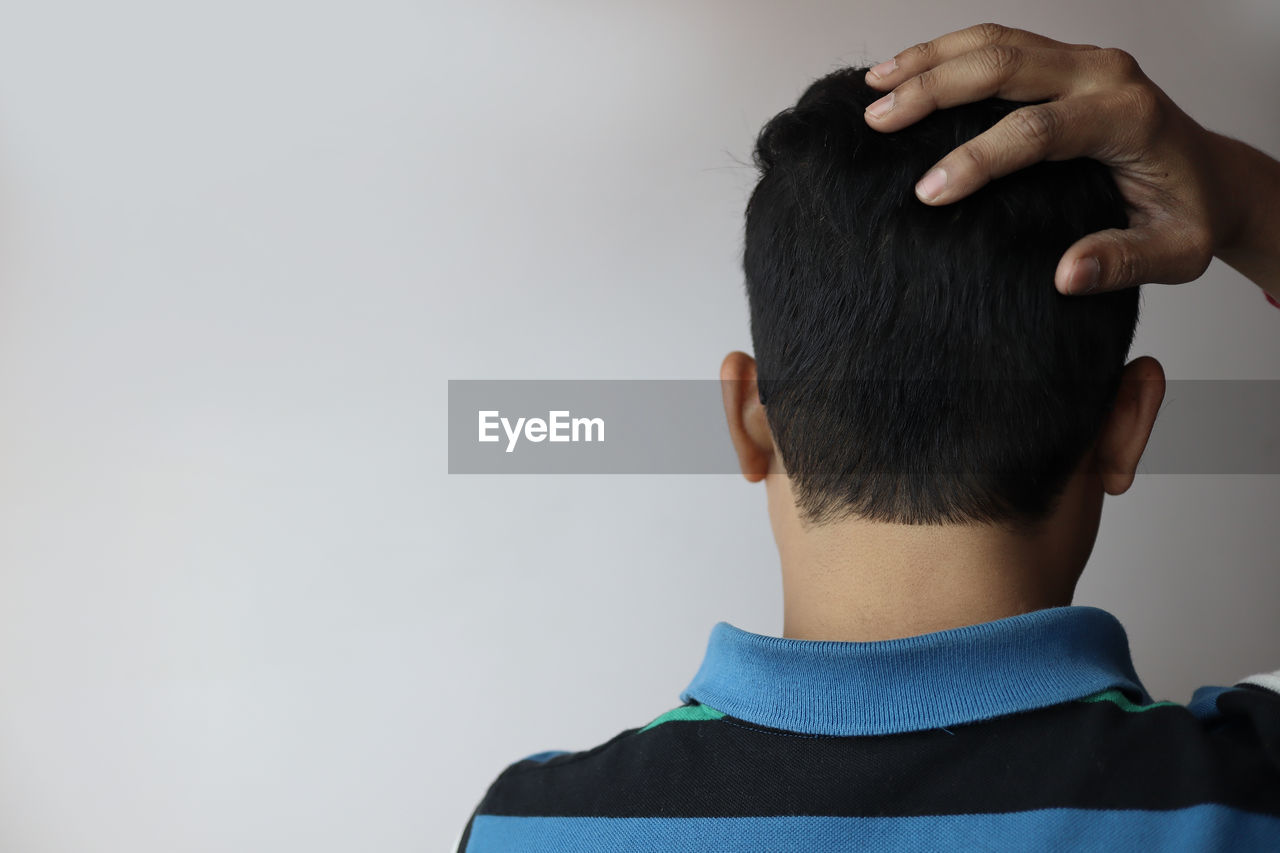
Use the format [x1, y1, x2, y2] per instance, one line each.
[1202, 130, 1254, 257]
[1203, 130, 1280, 298]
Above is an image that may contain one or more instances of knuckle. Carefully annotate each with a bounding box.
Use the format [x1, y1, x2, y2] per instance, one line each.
[1006, 105, 1059, 150]
[1115, 84, 1163, 142]
[953, 142, 990, 179]
[907, 69, 935, 96]
[972, 21, 1008, 42]
[1122, 84, 1160, 120]
[1099, 46, 1143, 81]
[906, 39, 937, 62]
[1109, 247, 1141, 287]
[982, 44, 1023, 76]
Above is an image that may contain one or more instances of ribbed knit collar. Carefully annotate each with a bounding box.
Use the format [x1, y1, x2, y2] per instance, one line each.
[679, 606, 1150, 736]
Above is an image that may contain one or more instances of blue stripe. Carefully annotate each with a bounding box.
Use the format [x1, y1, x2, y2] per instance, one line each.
[680, 607, 1153, 736]
[465, 807, 1280, 852]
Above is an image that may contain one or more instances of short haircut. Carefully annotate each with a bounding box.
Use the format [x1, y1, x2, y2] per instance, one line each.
[743, 66, 1141, 527]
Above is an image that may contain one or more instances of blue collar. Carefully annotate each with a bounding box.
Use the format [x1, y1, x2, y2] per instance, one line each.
[679, 606, 1151, 736]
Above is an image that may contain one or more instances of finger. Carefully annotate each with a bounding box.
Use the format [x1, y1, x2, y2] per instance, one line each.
[864, 44, 1090, 132]
[910, 89, 1124, 205]
[1053, 224, 1213, 295]
[865, 22, 1097, 89]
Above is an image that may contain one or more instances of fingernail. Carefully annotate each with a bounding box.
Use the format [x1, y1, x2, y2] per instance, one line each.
[916, 167, 948, 201]
[1071, 257, 1101, 294]
[865, 92, 895, 118]
[868, 59, 898, 80]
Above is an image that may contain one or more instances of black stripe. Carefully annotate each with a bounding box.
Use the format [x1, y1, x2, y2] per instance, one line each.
[478, 692, 1280, 818]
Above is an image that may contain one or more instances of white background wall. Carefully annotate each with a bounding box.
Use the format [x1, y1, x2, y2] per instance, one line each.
[0, 1, 1277, 851]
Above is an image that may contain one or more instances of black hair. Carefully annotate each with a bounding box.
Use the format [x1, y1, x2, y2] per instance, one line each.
[743, 66, 1140, 527]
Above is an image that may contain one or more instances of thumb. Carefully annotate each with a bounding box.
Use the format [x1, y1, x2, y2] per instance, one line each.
[1054, 225, 1213, 295]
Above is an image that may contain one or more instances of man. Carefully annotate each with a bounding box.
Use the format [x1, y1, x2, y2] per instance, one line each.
[457, 24, 1280, 852]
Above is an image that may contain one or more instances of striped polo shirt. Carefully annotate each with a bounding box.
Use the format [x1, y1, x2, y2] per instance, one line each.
[456, 606, 1280, 851]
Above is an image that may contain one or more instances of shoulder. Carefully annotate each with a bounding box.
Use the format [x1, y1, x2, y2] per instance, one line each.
[1187, 669, 1280, 723]
[456, 702, 727, 851]
[453, 748, 579, 853]
[1198, 669, 1280, 727]
[1176, 669, 1280, 773]
[477, 704, 724, 811]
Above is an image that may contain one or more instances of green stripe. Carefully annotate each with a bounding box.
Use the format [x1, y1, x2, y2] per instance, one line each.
[639, 703, 726, 733]
[1079, 688, 1180, 713]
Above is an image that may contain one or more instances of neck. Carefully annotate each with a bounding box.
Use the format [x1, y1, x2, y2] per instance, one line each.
[767, 472, 1102, 643]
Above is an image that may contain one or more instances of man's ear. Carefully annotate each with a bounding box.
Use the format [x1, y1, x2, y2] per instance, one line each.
[720, 351, 774, 483]
[1096, 355, 1166, 496]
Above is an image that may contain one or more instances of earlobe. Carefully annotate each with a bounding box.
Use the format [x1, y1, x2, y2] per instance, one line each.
[1097, 356, 1166, 496]
[720, 351, 774, 482]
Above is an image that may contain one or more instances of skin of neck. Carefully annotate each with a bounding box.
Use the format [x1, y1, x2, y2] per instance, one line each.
[766, 455, 1101, 641]
[720, 350, 1166, 643]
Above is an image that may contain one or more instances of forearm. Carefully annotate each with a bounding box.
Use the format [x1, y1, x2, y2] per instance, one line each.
[1207, 130, 1280, 300]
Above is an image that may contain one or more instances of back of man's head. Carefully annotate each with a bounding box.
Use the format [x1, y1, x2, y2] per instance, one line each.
[744, 66, 1141, 528]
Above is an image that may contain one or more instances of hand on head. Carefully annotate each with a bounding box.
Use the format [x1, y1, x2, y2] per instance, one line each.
[862, 23, 1237, 297]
